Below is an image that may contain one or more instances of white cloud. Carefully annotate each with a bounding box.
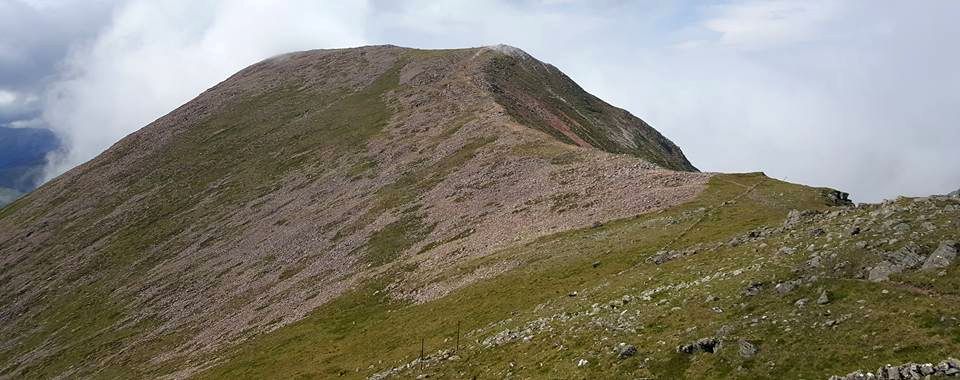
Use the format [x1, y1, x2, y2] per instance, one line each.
[0, 90, 16, 105]
[7, 118, 45, 129]
[702, 0, 839, 49]
[572, 1, 960, 201]
[0, 88, 43, 126]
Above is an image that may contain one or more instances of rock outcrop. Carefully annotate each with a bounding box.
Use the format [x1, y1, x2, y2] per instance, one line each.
[677, 337, 720, 354]
[868, 242, 927, 282]
[922, 241, 958, 271]
[829, 357, 960, 379]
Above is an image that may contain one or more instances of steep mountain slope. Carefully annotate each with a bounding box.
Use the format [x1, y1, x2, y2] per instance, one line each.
[0, 45, 705, 378]
[481, 45, 695, 171]
[1, 46, 957, 380]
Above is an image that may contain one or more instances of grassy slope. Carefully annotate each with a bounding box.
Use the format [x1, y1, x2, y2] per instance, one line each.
[196, 172, 950, 379]
[0, 57, 403, 379]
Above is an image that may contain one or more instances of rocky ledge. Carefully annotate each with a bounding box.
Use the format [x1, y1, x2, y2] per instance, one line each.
[829, 358, 960, 379]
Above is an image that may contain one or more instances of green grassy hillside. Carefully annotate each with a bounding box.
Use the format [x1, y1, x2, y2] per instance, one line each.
[194, 173, 959, 379]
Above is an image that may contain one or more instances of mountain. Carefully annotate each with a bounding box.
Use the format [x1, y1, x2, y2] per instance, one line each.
[1, 46, 958, 379]
[0, 126, 58, 206]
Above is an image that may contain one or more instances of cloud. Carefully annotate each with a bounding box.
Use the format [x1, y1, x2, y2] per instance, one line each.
[0, 90, 16, 105]
[0, 0, 117, 89]
[0, 0, 119, 130]
[702, 0, 839, 49]
[0, 89, 43, 127]
[572, 1, 960, 201]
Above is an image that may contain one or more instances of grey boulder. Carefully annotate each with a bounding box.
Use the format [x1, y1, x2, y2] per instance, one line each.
[617, 344, 637, 360]
[921, 240, 958, 271]
[868, 260, 899, 282]
[738, 339, 758, 359]
[883, 242, 926, 270]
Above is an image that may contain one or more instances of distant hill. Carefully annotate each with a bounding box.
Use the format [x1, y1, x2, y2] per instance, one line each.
[0, 126, 58, 193]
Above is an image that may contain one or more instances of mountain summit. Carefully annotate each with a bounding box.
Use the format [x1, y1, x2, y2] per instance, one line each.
[0, 45, 706, 377]
[2, 46, 958, 379]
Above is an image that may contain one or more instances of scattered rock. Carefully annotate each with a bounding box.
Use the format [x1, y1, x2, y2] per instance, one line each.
[817, 290, 831, 305]
[921, 363, 936, 375]
[677, 337, 719, 354]
[775, 281, 797, 295]
[824, 190, 853, 206]
[893, 222, 911, 232]
[576, 358, 589, 368]
[778, 246, 797, 255]
[883, 365, 900, 379]
[784, 209, 820, 228]
[868, 260, 898, 282]
[738, 339, 758, 359]
[568, 291, 578, 297]
[808, 255, 823, 268]
[617, 344, 637, 360]
[810, 227, 826, 237]
[885, 242, 923, 269]
[716, 325, 736, 337]
[743, 282, 763, 296]
[784, 210, 804, 228]
[830, 357, 960, 380]
[937, 358, 960, 375]
[848, 226, 861, 236]
[868, 242, 929, 281]
[921, 240, 957, 271]
[592, 261, 601, 268]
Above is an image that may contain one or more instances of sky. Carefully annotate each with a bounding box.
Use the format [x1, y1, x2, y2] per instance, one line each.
[1, 0, 958, 202]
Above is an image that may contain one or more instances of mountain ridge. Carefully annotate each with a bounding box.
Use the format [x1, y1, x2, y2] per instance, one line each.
[1, 45, 957, 380]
